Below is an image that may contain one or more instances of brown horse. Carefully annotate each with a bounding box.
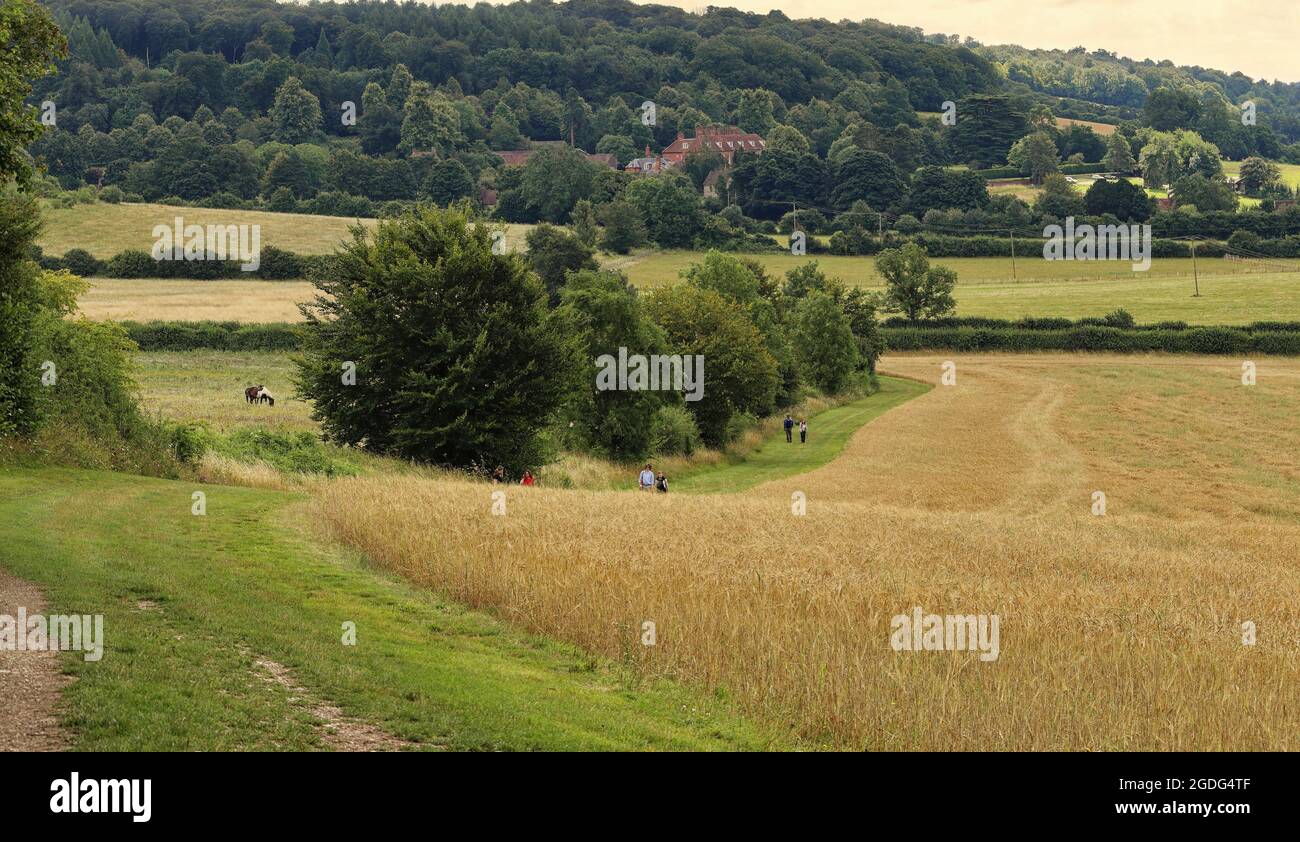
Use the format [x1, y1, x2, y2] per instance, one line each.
[244, 385, 264, 404]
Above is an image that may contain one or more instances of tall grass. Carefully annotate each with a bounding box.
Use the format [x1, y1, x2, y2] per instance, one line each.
[311, 354, 1300, 749]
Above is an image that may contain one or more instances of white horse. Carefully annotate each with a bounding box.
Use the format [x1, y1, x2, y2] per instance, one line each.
[256, 388, 275, 406]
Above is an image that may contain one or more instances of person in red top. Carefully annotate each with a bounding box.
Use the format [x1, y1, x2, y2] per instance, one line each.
[520, 470, 536, 486]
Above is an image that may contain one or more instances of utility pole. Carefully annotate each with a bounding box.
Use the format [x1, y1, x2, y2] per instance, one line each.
[1009, 229, 1017, 282]
[1191, 240, 1200, 297]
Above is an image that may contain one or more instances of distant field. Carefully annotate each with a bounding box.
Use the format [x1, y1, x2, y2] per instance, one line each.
[1222, 160, 1300, 190]
[38, 202, 533, 259]
[134, 350, 313, 432]
[1055, 117, 1117, 135]
[79, 254, 1300, 325]
[82, 278, 314, 322]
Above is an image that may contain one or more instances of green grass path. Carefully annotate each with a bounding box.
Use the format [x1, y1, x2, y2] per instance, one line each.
[0, 468, 787, 751]
[673, 375, 930, 493]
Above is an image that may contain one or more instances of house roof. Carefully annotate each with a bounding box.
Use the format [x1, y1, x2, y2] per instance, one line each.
[663, 125, 766, 157]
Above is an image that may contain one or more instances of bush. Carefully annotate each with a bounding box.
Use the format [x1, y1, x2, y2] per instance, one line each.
[120, 321, 303, 351]
[648, 404, 701, 456]
[100, 185, 125, 204]
[104, 249, 159, 278]
[61, 248, 102, 278]
[255, 246, 304, 280]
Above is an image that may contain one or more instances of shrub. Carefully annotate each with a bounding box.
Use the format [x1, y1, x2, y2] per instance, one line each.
[60, 248, 102, 277]
[100, 185, 125, 204]
[104, 248, 159, 278]
[649, 404, 701, 456]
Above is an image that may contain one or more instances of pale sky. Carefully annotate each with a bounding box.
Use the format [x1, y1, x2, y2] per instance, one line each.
[635, 0, 1300, 84]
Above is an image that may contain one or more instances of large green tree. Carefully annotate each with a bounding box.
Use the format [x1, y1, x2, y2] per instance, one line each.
[294, 206, 578, 472]
[0, 0, 65, 185]
[554, 269, 668, 460]
[269, 76, 322, 143]
[875, 243, 957, 322]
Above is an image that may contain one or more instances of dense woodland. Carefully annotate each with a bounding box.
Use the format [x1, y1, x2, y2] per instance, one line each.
[22, 0, 1300, 246]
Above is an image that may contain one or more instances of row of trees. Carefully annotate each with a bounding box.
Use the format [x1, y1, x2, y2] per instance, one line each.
[293, 205, 964, 469]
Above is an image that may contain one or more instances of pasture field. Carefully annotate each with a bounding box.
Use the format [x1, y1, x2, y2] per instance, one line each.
[37, 202, 533, 259]
[80, 255, 1300, 324]
[81, 278, 314, 322]
[310, 353, 1300, 750]
[1222, 159, 1300, 191]
[134, 350, 313, 433]
[0, 468, 780, 750]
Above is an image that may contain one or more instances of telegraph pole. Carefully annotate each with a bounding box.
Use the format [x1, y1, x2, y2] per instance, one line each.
[1191, 240, 1200, 297]
[1009, 229, 1017, 282]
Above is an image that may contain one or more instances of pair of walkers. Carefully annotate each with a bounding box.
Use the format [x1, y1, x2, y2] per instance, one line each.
[492, 465, 536, 486]
[638, 464, 669, 493]
[783, 414, 808, 444]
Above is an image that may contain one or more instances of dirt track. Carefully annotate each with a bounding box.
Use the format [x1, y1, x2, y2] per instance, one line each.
[0, 570, 71, 751]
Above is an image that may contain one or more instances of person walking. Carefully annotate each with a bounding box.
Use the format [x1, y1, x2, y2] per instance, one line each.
[638, 464, 655, 491]
[784, 414, 794, 443]
[520, 470, 535, 486]
[491, 465, 506, 483]
[655, 472, 668, 493]
[799, 419, 807, 444]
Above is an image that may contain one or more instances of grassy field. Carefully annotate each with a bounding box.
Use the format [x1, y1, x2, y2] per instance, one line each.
[134, 350, 313, 433]
[1222, 159, 1300, 190]
[0, 467, 785, 750]
[672, 376, 930, 493]
[78, 253, 1300, 325]
[37, 202, 533, 260]
[310, 353, 1300, 750]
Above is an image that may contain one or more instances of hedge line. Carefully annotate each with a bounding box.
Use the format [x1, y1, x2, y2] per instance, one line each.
[880, 315, 1300, 332]
[125, 319, 1300, 356]
[122, 321, 304, 351]
[36, 246, 329, 280]
[971, 163, 1109, 180]
[882, 325, 1300, 354]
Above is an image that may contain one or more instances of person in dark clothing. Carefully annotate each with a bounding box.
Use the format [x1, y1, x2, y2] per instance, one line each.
[491, 465, 506, 483]
[655, 472, 668, 493]
[784, 414, 794, 443]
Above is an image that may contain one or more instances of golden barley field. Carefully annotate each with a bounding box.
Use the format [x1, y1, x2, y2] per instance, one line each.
[312, 354, 1300, 750]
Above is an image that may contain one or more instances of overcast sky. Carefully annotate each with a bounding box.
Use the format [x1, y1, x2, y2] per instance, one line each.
[634, 0, 1300, 83]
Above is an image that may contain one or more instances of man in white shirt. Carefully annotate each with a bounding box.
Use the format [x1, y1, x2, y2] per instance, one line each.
[638, 464, 655, 491]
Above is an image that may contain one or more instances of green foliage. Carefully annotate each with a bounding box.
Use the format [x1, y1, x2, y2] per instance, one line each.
[790, 291, 857, 393]
[624, 172, 704, 248]
[597, 200, 646, 254]
[648, 404, 701, 456]
[0, 0, 65, 185]
[1083, 177, 1152, 221]
[554, 269, 667, 460]
[524, 223, 598, 304]
[293, 205, 578, 472]
[269, 76, 322, 144]
[875, 243, 957, 322]
[646, 284, 779, 447]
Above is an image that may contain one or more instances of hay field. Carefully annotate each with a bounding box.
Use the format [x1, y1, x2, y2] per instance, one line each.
[311, 354, 1300, 750]
[81, 279, 314, 322]
[79, 255, 1300, 325]
[37, 201, 534, 260]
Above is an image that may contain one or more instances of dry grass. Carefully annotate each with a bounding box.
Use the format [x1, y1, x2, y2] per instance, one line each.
[81, 279, 314, 322]
[38, 201, 535, 260]
[311, 353, 1300, 750]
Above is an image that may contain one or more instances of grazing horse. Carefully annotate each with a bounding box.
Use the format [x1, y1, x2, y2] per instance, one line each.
[257, 389, 275, 407]
[245, 385, 264, 404]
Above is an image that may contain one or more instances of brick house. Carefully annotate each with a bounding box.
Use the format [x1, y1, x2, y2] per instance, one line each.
[661, 124, 766, 165]
[624, 146, 674, 174]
